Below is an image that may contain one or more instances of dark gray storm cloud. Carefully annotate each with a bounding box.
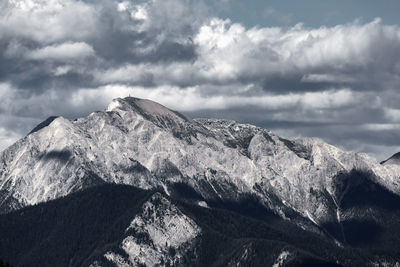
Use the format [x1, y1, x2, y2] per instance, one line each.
[1, 0, 400, 160]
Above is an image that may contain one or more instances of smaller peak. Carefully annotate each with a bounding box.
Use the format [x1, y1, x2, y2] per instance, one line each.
[381, 152, 400, 166]
[28, 116, 60, 135]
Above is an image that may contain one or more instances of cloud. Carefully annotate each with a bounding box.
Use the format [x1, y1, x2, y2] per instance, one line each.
[192, 18, 400, 92]
[0, 126, 20, 152]
[0, 0, 99, 43]
[301, 74, 356, 83]
[69, 84, 357, 112]
[27, 42, 95, 61]
[90, 17, 400, 93]
[0, 0, 400, 160]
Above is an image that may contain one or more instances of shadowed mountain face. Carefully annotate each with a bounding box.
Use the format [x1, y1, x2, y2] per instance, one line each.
[0, 97, 400, 266]
[0, 184, 384, 267]
[335, 170, 400, 251]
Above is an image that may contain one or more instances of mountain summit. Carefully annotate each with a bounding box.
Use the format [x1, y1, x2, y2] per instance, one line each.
[381, 152, 400, 166]
[1, 96, 400, 218]
[1, 97, 400, 264]
[108, 97, 189, 121]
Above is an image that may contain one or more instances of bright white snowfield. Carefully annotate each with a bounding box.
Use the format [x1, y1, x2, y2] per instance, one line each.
[1, 96, 400, 228]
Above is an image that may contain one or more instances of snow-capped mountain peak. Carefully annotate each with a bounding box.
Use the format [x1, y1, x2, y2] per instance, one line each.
[1, 96, 400, 240]
[107, 97, 189, 122]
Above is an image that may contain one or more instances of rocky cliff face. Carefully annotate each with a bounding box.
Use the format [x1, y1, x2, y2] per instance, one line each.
[1, 97, 400, 241]
[92, 192, 200, 267]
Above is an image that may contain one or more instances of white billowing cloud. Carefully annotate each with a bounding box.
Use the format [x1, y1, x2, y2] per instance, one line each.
[192, 18, 400, 86]
[0, 0, 99, 43]
[3, 0, 400, 93]
[1, 0, 400, 159]
[92, 17, 400, 92]
[289, 18, 400, 69]
[69, 84, 357, 113]
[27, 42, 95, 61]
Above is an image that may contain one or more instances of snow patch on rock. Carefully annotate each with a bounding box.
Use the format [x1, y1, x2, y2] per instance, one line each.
[197, 201, 209, 208]
[273, 250, 290, 267]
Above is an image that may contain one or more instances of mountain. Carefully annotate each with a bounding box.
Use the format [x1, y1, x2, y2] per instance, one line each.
[0, 184, 381, 267]
[0, 97, 400, 266]
[381, 152, 400, 166]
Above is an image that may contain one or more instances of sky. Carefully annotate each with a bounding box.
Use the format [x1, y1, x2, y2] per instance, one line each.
[0, 0, 400, 161]
[210, 0, 400, 28]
